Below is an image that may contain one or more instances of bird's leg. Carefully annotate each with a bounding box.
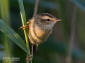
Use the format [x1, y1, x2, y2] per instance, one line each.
[35, 44, 38, 51]
[31, 44, 34, 57]
[26, 55, 32, 63]
[26, 44, 34, 63]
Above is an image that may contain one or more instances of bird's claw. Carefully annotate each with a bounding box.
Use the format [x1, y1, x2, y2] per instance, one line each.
[26, 55, 33, 61]
[19, 25, 28, 30]
[19, 21, 30, 30]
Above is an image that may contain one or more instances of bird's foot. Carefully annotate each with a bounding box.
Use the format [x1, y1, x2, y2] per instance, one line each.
[19, 25, 28, 30]
[26, 55, 33, 62]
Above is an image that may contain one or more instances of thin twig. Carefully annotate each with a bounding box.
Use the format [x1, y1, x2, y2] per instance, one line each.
[33, 0, 39, 17]
[66, 5, 77, 63]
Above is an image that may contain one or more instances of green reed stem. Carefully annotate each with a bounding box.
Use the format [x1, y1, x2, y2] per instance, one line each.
[18, 0, 30, 56]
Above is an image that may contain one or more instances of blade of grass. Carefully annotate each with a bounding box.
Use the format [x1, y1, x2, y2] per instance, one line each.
[18, 0, 31, 63]
[18, 0, 30, 56]
[0, 19, 27, 53]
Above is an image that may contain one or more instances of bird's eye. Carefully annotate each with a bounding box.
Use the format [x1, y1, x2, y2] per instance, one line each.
[47, 19, 50, 21]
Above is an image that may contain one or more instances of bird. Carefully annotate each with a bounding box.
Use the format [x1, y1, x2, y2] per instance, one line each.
[20, 13, 61, 60]
[27, 13, 61, 46]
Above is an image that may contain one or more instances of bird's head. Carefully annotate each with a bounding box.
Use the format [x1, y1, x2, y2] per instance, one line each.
[34, 13, 61, 29]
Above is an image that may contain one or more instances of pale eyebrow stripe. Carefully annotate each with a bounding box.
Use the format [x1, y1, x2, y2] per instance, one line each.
[41, 16, 56, 21]
[41, 16, 51, 19]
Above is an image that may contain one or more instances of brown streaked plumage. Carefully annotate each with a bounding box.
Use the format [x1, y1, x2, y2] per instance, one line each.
[28, 13, 61, 47]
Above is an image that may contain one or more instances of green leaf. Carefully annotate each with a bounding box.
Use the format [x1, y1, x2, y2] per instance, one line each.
[0, 19, 27, 53]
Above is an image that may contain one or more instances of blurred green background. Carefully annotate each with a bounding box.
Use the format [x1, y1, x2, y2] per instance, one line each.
[0, 0, 85, 63]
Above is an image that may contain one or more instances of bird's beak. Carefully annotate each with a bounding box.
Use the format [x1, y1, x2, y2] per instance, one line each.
[56, 18, 61, 22]
[51, 18, 61, 22]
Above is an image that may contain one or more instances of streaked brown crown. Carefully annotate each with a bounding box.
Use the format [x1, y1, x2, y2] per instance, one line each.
[39, 13, 55, 18]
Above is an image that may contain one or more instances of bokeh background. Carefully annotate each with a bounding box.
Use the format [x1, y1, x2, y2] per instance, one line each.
[0, 0, 85, 63]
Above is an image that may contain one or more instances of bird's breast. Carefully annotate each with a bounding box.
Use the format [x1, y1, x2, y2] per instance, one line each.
[29, 21, 52, 45]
